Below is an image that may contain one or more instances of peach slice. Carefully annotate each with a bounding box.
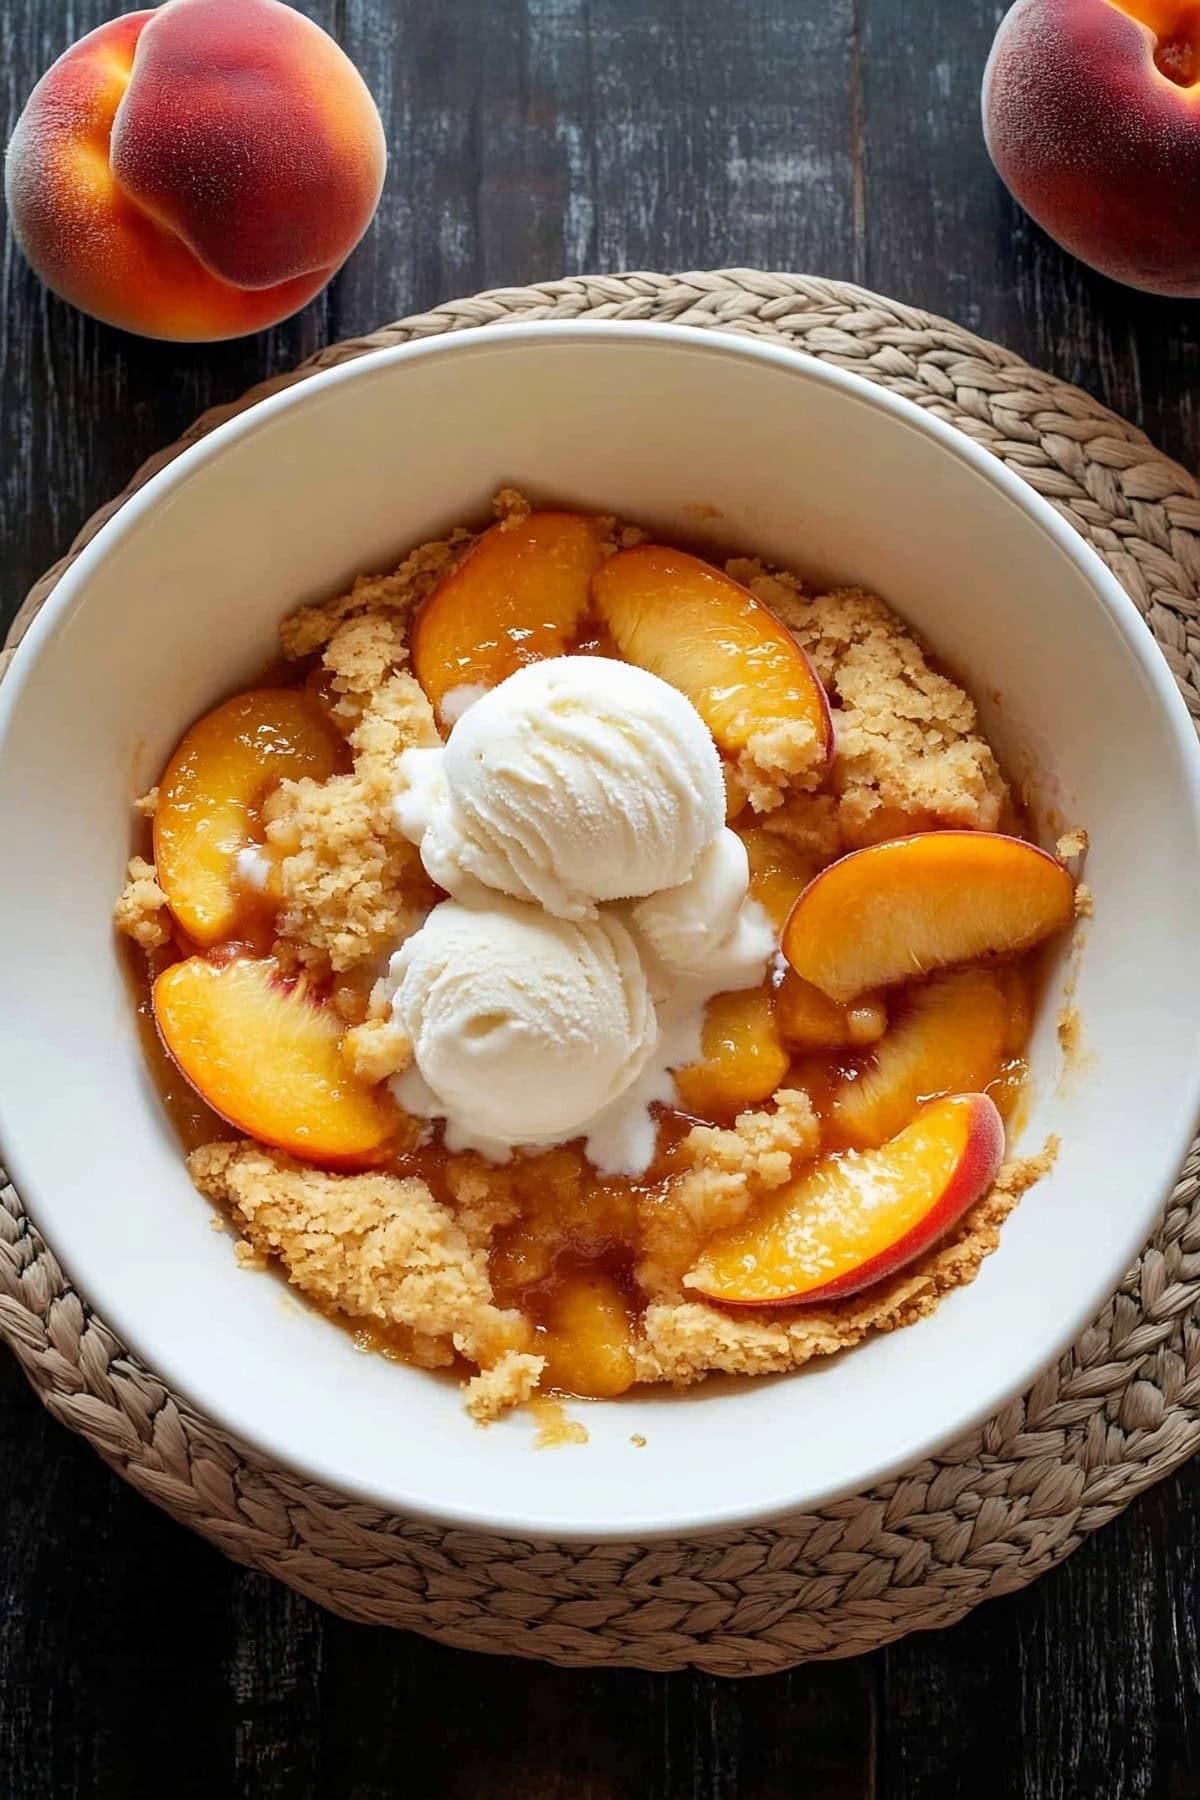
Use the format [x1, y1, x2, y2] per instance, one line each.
[154, 956, 394, 1167]
[829, 968, 1010, 1150]
[685, 1092, 1005, 1307]
[537, 1268, 638, 1399]
[741, 827, 821, 933]
[154, 689, 344, 947]
[591, 546, 833, 771]
[411, 511, 608, 720]
[743, 832, 888, 1049]
[674, 987, 791, 1119]
[776, 972, 887, 1052]
[782, 832, 1075, 1003]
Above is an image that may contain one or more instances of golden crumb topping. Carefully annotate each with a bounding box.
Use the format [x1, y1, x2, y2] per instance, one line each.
[264, 773, 433, 975]
[733, 566, 1008, 850]
[637, 1091, 820, 1302]
[114, 855, 171, 950]
[343, 1018, 413, 1084]
[280, 535, 471, 660]
[189, 1139, 533, 1387]
[263, 618, 441, 975]
[464, 1352, 547, 1425]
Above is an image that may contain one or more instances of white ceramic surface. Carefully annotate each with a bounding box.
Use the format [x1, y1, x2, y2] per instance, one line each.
[1, 323, 1199, 1542]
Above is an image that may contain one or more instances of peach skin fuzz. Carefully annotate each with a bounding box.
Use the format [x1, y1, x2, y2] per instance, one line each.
[984, 0, 1200, 295]
[5, 0, 386, 340]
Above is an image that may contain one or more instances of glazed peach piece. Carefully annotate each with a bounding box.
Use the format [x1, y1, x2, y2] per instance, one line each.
[983, 0, 1200, 295]
[675, 987, 790, 1118]
[829, 969, 1011, 1150]
[154, 956, 394, 1166]
[411, 512, 607, 720]
[5, 0, 385, 339]
[154, 688, 345, 947]
[536, 1270, 638, 1399]
[783, 832, 1075, 1003]
[741, 827, 820, 931]
[740, 828, 887, 1049]
[686, 1093, 1006, 1307]
[776, 973, 887, 1051]
[593, 546, 833, 777]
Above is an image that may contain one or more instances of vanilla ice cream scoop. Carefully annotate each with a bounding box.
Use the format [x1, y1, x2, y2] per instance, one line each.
[632, 829, 773, 991]
[394, 656, 725, 919]
[386, 897, 658, 1151]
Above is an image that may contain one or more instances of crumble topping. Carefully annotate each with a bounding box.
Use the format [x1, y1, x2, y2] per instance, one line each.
[189, 1139, 537, 1415]
[264, 771, 432, 976]
[343, 1018, 413, 1084]
[263, 619, 440, 976]
[114, 855, 171, 950]
[279, 535, 471, 660]
[466, 1353, 547, 1425]
[732, 567, 1008, 850]
[1057, 826, 1089, 859]
[636, 1091, 821, 1301]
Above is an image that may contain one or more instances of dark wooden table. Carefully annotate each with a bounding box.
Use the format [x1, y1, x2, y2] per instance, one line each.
[3, 2, 1199, 1795]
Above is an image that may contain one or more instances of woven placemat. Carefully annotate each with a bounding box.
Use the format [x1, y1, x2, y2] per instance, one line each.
[3, 270, 1200, 1677]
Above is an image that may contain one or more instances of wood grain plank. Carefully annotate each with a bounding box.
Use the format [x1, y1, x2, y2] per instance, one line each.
[0, 0, 342, 643]
[859, 0, 1200, 469]
[225, 1573, 323, 1800]
[585, 0, 861, 278]
[0, 1361, 238, 1799]
[304, 1619, 876, 1800]
[339, 0, 866, 323]
[881, 1457, 1200, 1800]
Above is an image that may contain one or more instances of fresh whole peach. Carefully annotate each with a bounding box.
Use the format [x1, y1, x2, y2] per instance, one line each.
[5, 0, 386, 340]
[983, 0, 1200, 295]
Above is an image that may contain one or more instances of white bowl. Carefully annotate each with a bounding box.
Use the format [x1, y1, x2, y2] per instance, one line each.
[2, 323, 1199, 1542]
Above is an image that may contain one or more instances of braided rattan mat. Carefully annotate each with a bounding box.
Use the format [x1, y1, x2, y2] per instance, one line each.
[3, 271, 1200, 1676]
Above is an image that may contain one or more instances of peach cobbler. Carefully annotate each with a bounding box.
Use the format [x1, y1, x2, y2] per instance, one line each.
[115, 492, 1080, 1425]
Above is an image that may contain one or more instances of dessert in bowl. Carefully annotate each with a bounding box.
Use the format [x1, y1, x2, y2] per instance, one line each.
[116, 491, 1077, 1420]
[1, 324, 1198, 1538]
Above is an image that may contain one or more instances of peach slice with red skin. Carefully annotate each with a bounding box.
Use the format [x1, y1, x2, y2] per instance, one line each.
[411, 512, 608, 722]
[782, 831, 1075, 1004]
[153, 688, 345, 948]
[154, 956, 394, 1167]
[591, 546, 833, 773]
[685, 1092, 1005, 1307]
[828, 968, 1011, 1150]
